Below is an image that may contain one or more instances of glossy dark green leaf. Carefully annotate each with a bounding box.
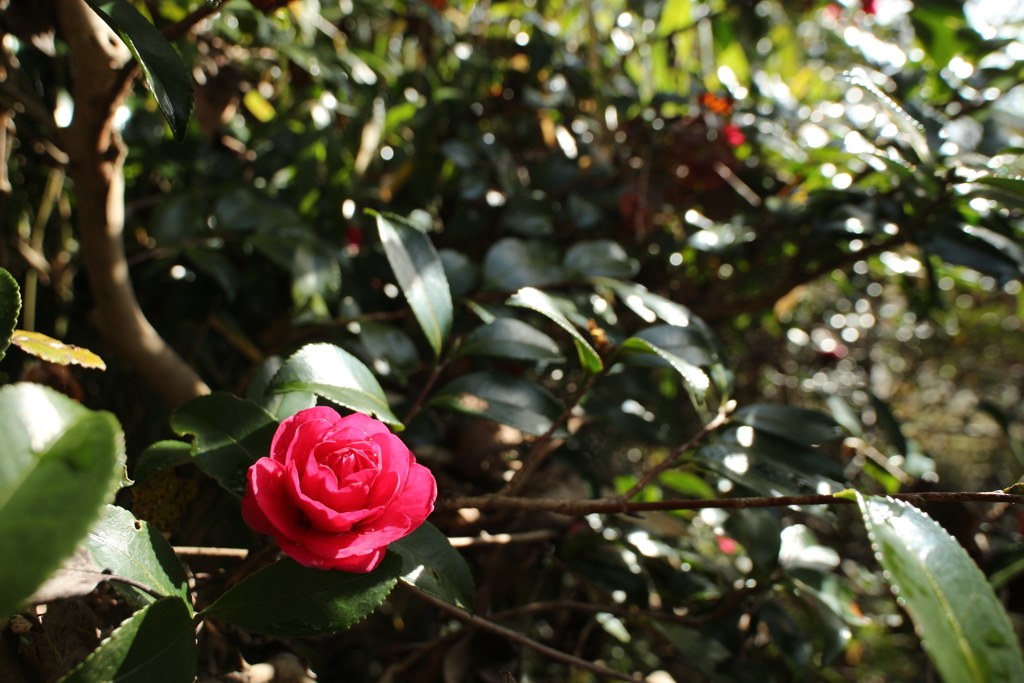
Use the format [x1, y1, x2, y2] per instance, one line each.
[0, 267, 19, 362]
[482, 238, 563, 291]
[430, 371, 564, 437]
[459, 318, 565, 363]
[839, 70, 932, 165]
[267, 343, 401, 427]
[358, 322, 421, 379]
[0, 384, 123, 617]
[82, 505, 190, 609]
[10, 329, 106, 369]
[202, 553, 401, 637]
[507, 287, 602, 373]
[653, 622, 731, 676]
[696, 427, 845, 498]
[868, 391, 908, 456]
[856, 493, 1024, 682]
[186, 248, 240, 301]
[620, 337, 708, 407]
[246, 356, 317, 421]
[84, 0, 194, 142]
[375, 212, 452, 357]
[563, 240, 638, 278]
[438, 249, 480, 298]
[132, 440, 192, 484]
[593, 277, 694, 327]
[62, 597, 196, 683]
[631, 324, 719, 366]
[391, 521, 475, 610]
[731, 404, 844, 445]
[974, 176, 1024, 201]
[170, 392, 279, 497]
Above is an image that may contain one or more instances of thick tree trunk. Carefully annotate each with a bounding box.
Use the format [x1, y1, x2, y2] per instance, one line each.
[58, 0, 210, 407]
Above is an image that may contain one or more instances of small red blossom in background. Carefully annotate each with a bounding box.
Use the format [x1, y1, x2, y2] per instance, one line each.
[241, 407, 437, 572]
[722, 123, 746, 147]
[862, 0, 878, 15]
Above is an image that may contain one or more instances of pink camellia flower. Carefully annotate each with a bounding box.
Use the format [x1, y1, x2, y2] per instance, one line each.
[241, 407, 436, 573]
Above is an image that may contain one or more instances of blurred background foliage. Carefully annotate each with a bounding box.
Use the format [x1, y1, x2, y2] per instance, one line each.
[5, 0, 1024, 680]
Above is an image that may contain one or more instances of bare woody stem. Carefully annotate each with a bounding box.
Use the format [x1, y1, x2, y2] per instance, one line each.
[407, 585, 637, 682]
[500, 364, 612, 496]
[58, 0, 210, 407]
[437, 491, 1024, 515]
[620, 405, 731, 501]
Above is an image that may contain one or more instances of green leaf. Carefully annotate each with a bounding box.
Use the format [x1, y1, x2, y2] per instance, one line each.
[653, 622, 731, 677]
[696, 427, 845, 498]
[507, 287, 603, 373]
[10, 329, 106, 369]
[632, 324, 720, 366]
[374, 212, 453, 358]
[430, 371, 565, 437]
[459, 318, 565, 363]
[620, 337, 709, 408]
[132, 440, 192, 484]
[0, 384, 123, 617]
[731, 404, 844, 445]
[246, 356, 317, 421]
[0, 267, 20, 362]
[82, 505, 191, 610]
[855, 493, 1024, 682]
[391, 521, 475, 610]
[482, 238, 563, 291]
[62, 597, 196, 683]
[83, 0, 194, 142]
[563, 240, 638, 279]
[267, 343, 402, 427]
[593, 278, 695, 327]
[170, 392, 279, 497]
[974, 176, 1024, 201]
[838, 70, 932, 166]
[358, 322, 421, 379]
[202, 553, 401, 637]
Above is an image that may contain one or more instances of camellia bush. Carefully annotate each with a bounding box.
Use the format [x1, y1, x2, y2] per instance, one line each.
[4, 0, 1024, 681]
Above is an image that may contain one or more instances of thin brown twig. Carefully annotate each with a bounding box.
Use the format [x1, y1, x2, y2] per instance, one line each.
[500, 364, 612, 496]
[162, 0, 234, 41]
[403, 343, 457, 426]
[173, 546, 249, 558]
[407, 586, 638, 682]
[620, 406, 731, 501]
[447, 529, 560, 547]
[437, 491, 1024, 515]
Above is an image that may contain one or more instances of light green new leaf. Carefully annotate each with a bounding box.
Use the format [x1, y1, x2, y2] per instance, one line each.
[83, 505, 191, 610]
[375, 212, 453, 357]
[0, 267, 20, 362]
[202, 553, 401, 637]
[267, 343, 402, 427]
[430, 371, 565, 437]
[391, 522, 475, 610]
[246, 355, 317, 421]
[63, 597, 196, 683]
[459, 318, 565, 363]
[620, 337, 708, 408]
[84, 0, 194, 142]
[10, 329, 106, 369]
[507, 287, 602, 373]
[0, 384, 123, 618]
[856, 493, 1024, 682]
[170, 393, 279, 497]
